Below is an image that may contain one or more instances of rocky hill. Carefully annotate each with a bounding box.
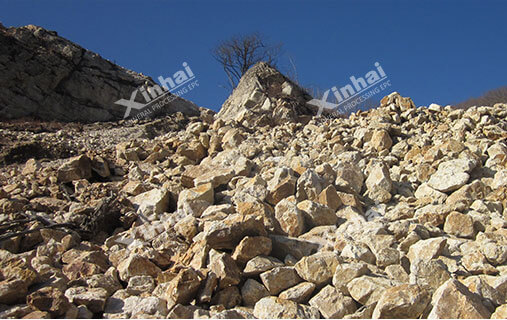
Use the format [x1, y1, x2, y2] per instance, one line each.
[0, 24, 199, 122]
[0, 42, 506, 318]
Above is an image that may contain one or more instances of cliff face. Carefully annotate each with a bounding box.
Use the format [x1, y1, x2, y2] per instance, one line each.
[0, 24, 199, 122]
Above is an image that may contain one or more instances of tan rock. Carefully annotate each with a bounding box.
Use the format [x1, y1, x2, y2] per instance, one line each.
[333, 262, 370, 295]
[372, 284, 430, 319]
[409, 259, 451, 293]
[309, 285, 356, 318]
[27, 287, 72, 317]
[243, 255, 284, 276]
[208, 249, 241, 289]
[492, 304, 507, 319]
[317, 185, 342, 211]
[117, 254, 161, 282]
[428, 279, 491, 319]
[371, 129, 392, 152]
[365, 161, 393, 203]
[232, 236, 272, 264]
[131, 188, 170, 216]
[253, 296, 320, 319]
[297, 200, 338, 227]
[278, 282, 316, 304]
[444, 211, 475, 238]
[164, 267, 201, 308]
[294, 251, 341, 286]
[203, 214, 266, 250]
[241, 279, 270, 307]
[347, 276, 397, 306]
[260, 266, 302, 295]
[210, 286, 242, 309]
[274, 197, 306, 237]
[65, 287, 108, 313]
[407, 237, 447, 263]
[57, 155, 92, 183]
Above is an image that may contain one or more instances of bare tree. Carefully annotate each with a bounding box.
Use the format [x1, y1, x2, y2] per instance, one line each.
[212, 33, 282, 89]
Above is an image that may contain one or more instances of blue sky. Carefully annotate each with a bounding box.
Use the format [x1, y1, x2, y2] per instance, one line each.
[1, 0, 506, 112]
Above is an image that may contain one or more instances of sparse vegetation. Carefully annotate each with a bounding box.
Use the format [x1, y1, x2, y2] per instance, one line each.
[454, 86, 507, 109]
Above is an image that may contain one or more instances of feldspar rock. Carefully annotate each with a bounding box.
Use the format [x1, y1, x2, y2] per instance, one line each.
[347, 276, 397, 306]
[317, 185, 343, 211]
[296, 169, 326, 202]
[131, 188, 170, 216]
[27, 287, 73, 317]
[269, 235, 320, 260]
[294, 251, 341, 286]
[243, 255, 285, 276]
[410, 259, 451, 292]
[370, 129, 393, 152]
[203, 214, 267, 250]
[332, 262, 370, 295]
[164, 268, 201, 308]
[309, 285, 357, 318]
[365, 161, 393, 203]
[65, 287, 108, 313]
[241, 279, 270, 306]
[260, 266, 302, 295]
[57, 155, 92, 183]
[253, 296, 320, 319]
[177, 182, 214, 215]
[428, 159, 474, 192]
[232, 236, 272, 264]
[210, 286, 242, 309]
[492, 304, 507, 319]
[428, 279, 492, 319]
[443, 211, 475, 238]
[208, 249, 242, 289]
[334, 162, 364, 194]
[372, 284, 430, 319]
[274, 197, 306, 237]
[117, 254, 162, 281]
[407, 237, 447, 263]
[278, 282, 316, 304]
[296, 200, 338, 227]
[126, 275, 155, 295]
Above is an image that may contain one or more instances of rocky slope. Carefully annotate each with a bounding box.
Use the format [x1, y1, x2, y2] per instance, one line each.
[0, 61, 506, 318]
[0, 24, 199, 122]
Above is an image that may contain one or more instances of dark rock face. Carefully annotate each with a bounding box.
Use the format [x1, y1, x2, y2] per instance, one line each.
[0, 24, 199, 122]
[217, 62, 317, 127]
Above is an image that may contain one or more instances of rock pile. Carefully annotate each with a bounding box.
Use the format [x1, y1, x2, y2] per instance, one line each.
[0, 62, 506, 318]
[0, 24, 199, 122]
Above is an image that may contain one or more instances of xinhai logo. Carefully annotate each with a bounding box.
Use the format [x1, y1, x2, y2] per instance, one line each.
[115, 62, 197, 118]
[307, 62, 391, 115]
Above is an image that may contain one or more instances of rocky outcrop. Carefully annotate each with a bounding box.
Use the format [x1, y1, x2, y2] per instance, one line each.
[217, 62, 316, 127]
[0, 24, 199, 122]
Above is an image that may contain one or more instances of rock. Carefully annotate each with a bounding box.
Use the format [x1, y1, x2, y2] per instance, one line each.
[296, 200, 338, 228]
[296, 169, 326, 202]
[294, 251, 341, 286]
[269, 235, 320, 260]
[260, 267, 302, 295]
[372, 284, 430, 319]
[117, 254, 161, 282]
[174, 215, 198, 241]
[225, 234, 270, 264]
[370, 129, 393, 152]
[347, 276, 397, 306]
[492, 304, 507, 319]
[274, 197, 306, 237]
[407, 237, 447, 263]
[334, 162, 364, 194]
[341, 241, 376, 264]
[164, 268, 201, 308]
[309, 285, 357, 318]
[131, 188, 170, 216]
[428, 159, 474, 192]
[241, 279, 270, 307]
[126, 275, 155, 295]
[278, 282, 316, 304]
[27, 287, 73, 317]
[203, 214, 267, 250]
[243, 255, 284, 276]
[177, 182, 214, 215]
[0, 279, 29, 304]
[428, 279, 491, 319]
[443, 211, 475, 238]
[266, 167, 297, 205]
[365, 161, 393, 203]
[208, 249, 242, 289]
[317, 185, 343, 211]
[65, 287, 108, 313]
[57, 155, 92, 183]
[211, 286, 242, 309]
[409, 259, 451, 293]
[333, 262, 370, 295]
[0, 25, 199, 121]
[253, 296, 320, 319]
[414, 183, 448, 204]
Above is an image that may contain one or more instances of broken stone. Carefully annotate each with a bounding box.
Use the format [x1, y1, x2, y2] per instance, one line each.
[241, 279, 270, 307]
[294, 251, 341, 286]
[309, 285, 357, 319]
[278, 282, 316, 304]
[260, 266, 302, 295]
[372, 284, 430, 319]
[231, 236, 272, 264]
